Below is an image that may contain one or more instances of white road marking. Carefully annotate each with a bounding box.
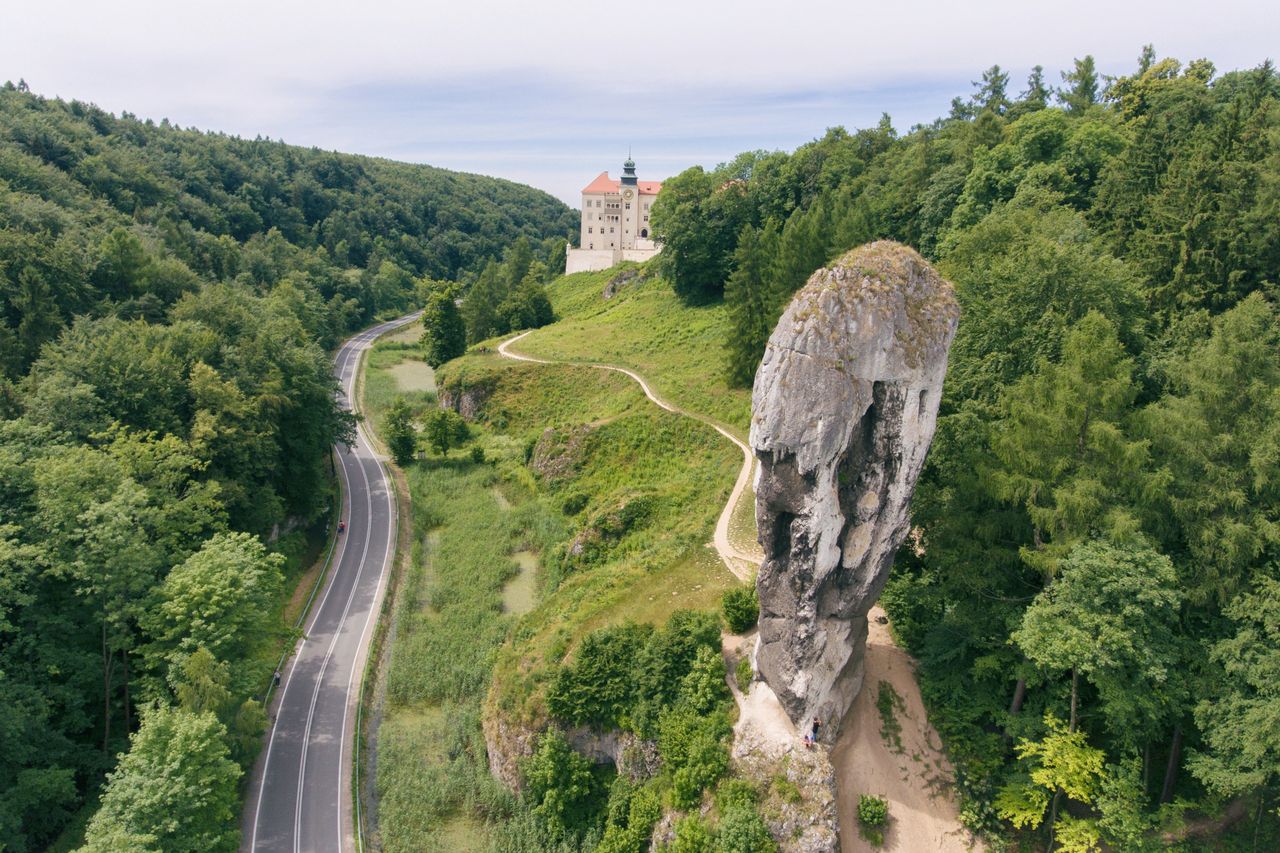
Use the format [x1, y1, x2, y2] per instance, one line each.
[249, 316, 416, 852]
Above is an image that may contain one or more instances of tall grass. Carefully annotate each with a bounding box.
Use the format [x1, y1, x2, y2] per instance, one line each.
[363, 342, 438, 439]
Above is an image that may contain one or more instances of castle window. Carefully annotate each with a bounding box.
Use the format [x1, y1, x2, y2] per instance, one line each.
[588, 227, 593, 233]
[610, 227, 614, 233]
[625, 202, 630, 209]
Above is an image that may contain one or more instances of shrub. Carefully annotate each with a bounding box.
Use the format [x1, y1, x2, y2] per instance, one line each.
[735, 656, 753, 693]
[631, 610, 722, 736]
[678, 645, 730, 715]
[771, 776, 801, 804]
[546, 623, 653, 729]
[716, 803, 777, 853]
[626, 785, 662, 838]
[714, 778, 759, 813]
[604, 774, 636, 830]
[596, 782, 661, 853]
[721, 585, 759, 634]
[521, 730, 606, 841]
[560, 490, 589, 515]
[470, 444, 486, 464]
[658, 708, 731, 809]
[857, 794, 888, 846]
[671, 814, 714, 853]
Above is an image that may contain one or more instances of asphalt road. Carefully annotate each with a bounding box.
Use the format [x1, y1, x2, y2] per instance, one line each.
[242, 314, 415, 853]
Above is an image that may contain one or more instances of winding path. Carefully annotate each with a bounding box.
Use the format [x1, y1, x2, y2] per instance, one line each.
[242, 314, 416, 853]
[498, 330, 756, 581]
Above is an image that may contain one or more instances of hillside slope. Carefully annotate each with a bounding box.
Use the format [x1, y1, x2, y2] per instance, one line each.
[0, 84, 575, 376]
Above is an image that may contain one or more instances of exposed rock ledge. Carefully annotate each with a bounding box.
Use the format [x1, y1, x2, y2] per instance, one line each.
[750, 241, 959, 739]
[728, 635, 840, 853]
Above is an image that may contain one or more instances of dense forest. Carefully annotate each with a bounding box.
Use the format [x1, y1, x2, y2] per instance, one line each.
[650, 50, 1280, 847]
[0, 83, 574, 851]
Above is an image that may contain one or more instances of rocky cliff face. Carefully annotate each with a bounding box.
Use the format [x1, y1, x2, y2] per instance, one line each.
[749, 241, 959, 739]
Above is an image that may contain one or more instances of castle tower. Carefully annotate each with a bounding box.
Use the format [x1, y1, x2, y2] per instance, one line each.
[619, 157, 640, 248]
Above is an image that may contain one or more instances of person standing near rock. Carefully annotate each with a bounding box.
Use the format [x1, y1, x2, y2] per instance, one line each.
[811, 716, 822, 744]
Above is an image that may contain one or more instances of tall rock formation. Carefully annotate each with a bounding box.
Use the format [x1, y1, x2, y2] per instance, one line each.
[750, 241, 959, 738]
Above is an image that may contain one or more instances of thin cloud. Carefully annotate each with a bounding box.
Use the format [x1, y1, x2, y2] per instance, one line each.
[3, 0, 1276, 202]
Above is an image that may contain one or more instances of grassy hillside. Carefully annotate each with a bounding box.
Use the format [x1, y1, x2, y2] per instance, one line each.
[513, 264, 752, 435]
[365, 272, 748, 848]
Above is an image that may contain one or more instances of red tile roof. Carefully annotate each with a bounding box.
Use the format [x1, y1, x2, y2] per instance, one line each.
[582, 171, 662, 196]
[582, 171, 617, 194]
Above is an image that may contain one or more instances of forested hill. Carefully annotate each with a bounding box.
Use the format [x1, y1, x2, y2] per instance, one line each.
[0, 82, 573, 852]
[0, 82, 575, 374]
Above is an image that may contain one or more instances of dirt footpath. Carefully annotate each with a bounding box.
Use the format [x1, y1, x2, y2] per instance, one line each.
[830, 606, 980, 852]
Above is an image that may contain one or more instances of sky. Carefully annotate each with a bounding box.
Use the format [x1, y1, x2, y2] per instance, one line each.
[3, 0, 1276, 205]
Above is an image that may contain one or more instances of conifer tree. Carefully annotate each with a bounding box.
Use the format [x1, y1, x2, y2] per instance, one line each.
[1020, 65, 1051, 111]
[989, 311, 1147, 578]
[1140, 293, 1280, 605]
[723, 222, 779, 386]
[1059, 55, 1100, 114]
[972, 64, 1011, 115]
[1189, 576, 1280, 798]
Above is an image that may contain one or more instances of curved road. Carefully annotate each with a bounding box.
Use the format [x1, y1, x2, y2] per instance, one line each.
[243, 314, 416, 853]
[498, 331, 758, 581]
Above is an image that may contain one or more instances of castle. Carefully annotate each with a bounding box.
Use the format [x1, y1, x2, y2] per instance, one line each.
[565, 158, 662, 274]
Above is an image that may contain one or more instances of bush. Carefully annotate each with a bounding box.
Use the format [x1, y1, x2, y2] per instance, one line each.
[678, 645, 730, 715]
[546, 623, 653, 729]
[671, 814, 714, 853]
[631, 610, 722, 736]
[658, 708, 731, 809]
[714, 778, 759, 813]
[716, 803, 777, 853]
[857, 794, 888, 846]
[721, 585, 758, 634]
[521, 730, 607, 841]
[735, 656, 753, 693]
[596, 778, 662, 853]
[560, 490, 589, 515]
[470, 444, 486, 464]
[771, 776, 801, 804]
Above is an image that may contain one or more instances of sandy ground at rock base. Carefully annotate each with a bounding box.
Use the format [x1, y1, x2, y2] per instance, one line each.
[831, 606, 981, 852]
